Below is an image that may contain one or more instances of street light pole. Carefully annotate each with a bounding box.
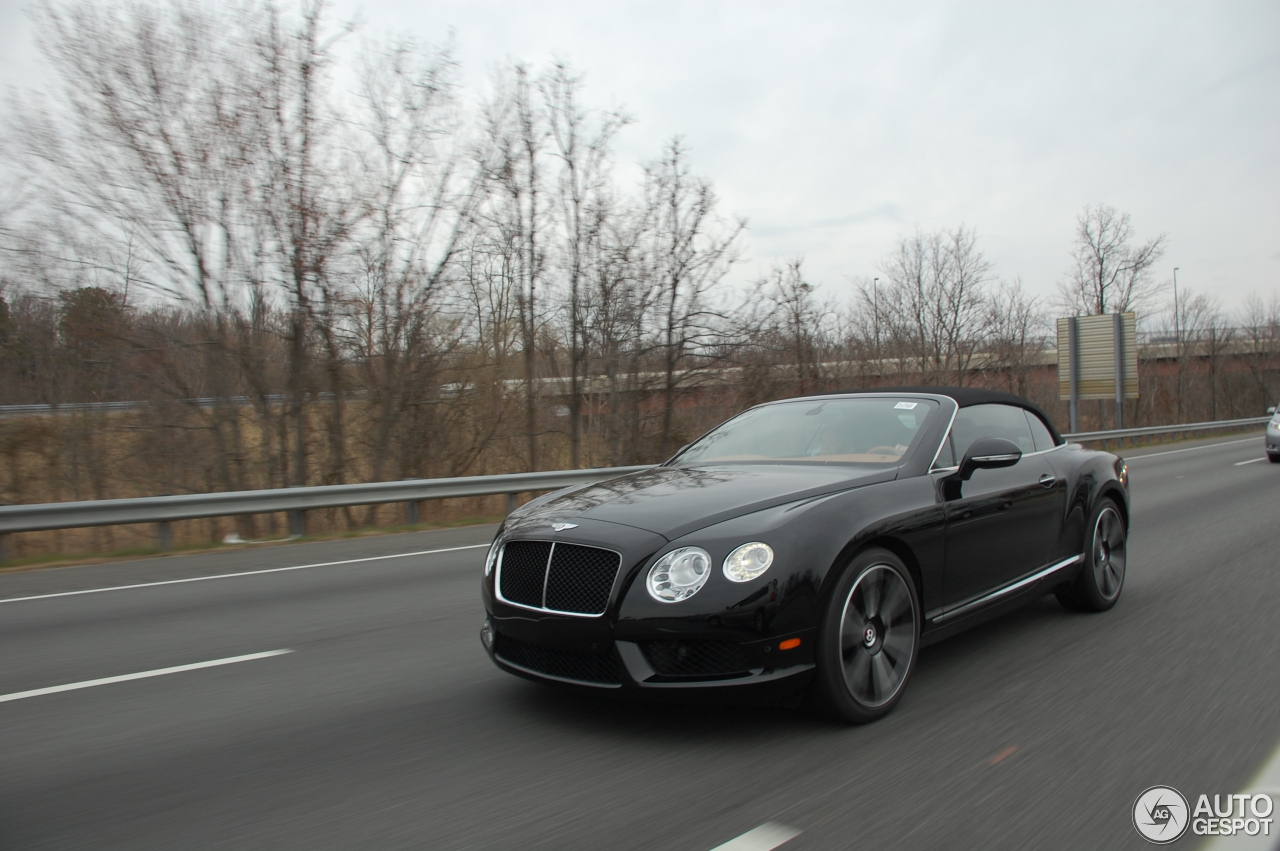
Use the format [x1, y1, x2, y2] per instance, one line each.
[872, 277, 880, 365]
[1173, 267, 1182, 420]
[1172, 267, 1180, 337]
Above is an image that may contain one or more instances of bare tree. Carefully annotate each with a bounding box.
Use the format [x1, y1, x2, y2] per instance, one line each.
[580, 199, 660, 465]
[543, 63, 629, 467]
[480, 63, 551, 470]
[1238, 292, 1280, 410]
[1059, 203, 1167, 316]
[865, 226, 994, 384]
[986, 277, 1046, 396]
[11, 0, 287, 499]
[639, 139, 743, 455]
[740, 259, 832, 396]
[348, 33, 484, 492]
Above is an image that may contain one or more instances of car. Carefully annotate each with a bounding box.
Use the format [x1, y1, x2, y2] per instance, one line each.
[1267, 406, 1280, 463]
[480, 387, 1130, 723]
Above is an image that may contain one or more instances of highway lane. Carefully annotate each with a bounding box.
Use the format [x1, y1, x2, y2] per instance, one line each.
[0, 434, 1276, 850]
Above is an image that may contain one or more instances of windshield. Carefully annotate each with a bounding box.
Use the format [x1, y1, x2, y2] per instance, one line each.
[675, 397, 941, 466]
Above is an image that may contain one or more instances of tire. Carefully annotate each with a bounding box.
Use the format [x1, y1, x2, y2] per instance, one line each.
[810, 548, 920, 723]
[1057, 498, 1126, 612]
[1268, 453, 1279, 464]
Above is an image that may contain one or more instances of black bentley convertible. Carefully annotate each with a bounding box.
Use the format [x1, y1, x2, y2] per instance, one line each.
[480, 387, 1129, 722]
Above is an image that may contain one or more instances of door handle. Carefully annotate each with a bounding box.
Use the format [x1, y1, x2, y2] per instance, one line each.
[1038, 474, 1057, 489]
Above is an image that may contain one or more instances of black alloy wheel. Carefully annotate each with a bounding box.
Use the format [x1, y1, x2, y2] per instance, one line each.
[811, 548, 920, 723]
[1058, 498, 1127, 612]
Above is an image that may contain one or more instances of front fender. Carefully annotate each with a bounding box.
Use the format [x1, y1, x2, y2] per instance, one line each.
[614, 475, 946, 639]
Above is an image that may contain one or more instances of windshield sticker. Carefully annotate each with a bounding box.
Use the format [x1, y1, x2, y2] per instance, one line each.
[894, 401, 918, 409]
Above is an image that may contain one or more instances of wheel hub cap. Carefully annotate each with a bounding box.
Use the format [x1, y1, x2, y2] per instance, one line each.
[861, 617, 884, 654]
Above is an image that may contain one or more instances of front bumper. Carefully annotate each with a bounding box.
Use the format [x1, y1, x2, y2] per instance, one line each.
[481, 604, 815, 702]
[480, 512, 822, 702]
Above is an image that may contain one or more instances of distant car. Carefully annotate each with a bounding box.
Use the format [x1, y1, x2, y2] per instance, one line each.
[1267, 406, 1280, 463]
[480, 387, 1130, 723]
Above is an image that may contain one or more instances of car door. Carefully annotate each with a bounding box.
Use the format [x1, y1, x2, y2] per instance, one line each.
[940, 403, 1062, 608]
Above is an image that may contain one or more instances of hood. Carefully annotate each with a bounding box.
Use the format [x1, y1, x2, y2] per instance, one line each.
[513, 463, 897, 541]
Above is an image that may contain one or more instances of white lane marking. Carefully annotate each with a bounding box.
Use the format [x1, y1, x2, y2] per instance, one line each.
[709, 823, 802, 851]
[0, 650, 293, 703]
[1199, 737, 1280, 850]
[1234, 457, 1268, 466]
[0, 544, 490, 604]
[1125, 437, 1260, 461]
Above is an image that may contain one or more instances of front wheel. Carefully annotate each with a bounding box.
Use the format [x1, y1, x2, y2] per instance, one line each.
[810, 548, 920, 723]
[1057, 498, 1127, 612]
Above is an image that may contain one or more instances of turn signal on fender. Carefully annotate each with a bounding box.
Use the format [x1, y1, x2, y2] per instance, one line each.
[778, 638, 801, 650]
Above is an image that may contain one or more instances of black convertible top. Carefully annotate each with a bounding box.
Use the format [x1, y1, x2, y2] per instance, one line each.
[815, 385, 1064, 443]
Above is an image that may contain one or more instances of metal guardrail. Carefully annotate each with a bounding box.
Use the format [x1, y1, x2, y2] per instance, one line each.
[0, 466, 649, 538]
[1062, 416, 1270, 443]
[0, 416, 1270, 557]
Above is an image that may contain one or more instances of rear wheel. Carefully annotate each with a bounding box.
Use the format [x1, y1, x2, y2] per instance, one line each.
[811, 548, 920, 723]
[1268, 453, 1279, 464]
[1057, 498, 1126, 612]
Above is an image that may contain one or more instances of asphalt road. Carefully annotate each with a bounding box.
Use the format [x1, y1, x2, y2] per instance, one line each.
[1, 434, 1277, 850]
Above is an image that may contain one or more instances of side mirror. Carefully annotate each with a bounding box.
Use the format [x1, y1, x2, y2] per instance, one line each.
[958, 437, 1022, 481]
[1268, 406, 1276, 414]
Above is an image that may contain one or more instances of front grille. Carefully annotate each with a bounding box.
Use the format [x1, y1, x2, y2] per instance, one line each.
[498, 541, 552, 608]
[494, 633, 621, 686]
[496, 540, 620, 616]
[641, 640, 755, 679]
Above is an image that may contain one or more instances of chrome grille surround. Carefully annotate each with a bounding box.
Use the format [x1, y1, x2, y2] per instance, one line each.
[494, 539, 622, 618]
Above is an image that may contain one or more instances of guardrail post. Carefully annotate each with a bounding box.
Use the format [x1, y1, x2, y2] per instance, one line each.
[288, 509, 306, 537]
[401, 479, 420, 526]
[506, 493, 517, 515]
[155, 520, 173, 551]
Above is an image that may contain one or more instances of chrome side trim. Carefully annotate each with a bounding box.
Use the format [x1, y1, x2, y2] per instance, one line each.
[493, 655, 622, 689]
[931, 554, 1083, 623]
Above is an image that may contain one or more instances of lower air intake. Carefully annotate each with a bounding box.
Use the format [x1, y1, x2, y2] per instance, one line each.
[494, 633, 621, 686]
[640, 640, 755, 680]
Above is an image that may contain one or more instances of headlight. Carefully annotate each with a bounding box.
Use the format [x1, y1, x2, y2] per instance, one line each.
[484, 540, 501, 576]
[723, 542, 774, 582]
[1269, 421, 1280, 431]
[646, 547, 712, 602]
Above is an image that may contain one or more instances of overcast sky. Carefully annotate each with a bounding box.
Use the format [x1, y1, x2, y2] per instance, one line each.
[2, 0, 1277, 318]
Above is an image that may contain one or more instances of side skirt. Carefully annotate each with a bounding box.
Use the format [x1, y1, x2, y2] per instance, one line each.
[920, 554, 1083, 645]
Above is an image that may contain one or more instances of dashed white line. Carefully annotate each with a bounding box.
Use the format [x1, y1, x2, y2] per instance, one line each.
[0, 650, 294, 703]
[1234, 457, 1268, 466]
[0, 544, 490, 604]
[709, 822, 802, 851]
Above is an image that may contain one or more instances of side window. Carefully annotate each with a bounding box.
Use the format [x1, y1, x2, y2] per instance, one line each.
[1024, 410, 1058, 452]
[949, 404, 1036, 458]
